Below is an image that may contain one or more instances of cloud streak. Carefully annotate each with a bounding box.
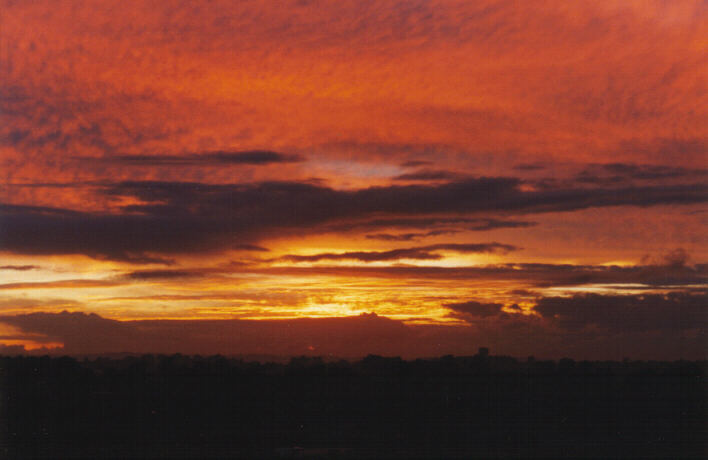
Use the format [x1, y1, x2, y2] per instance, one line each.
[2, 178, 705, 261]
[0, 265, 40, 271]
[276, 243, 518, 263]
[77, 151, 304, 166]
[393, 169, 466, 181]
[255, 262, 708, 288]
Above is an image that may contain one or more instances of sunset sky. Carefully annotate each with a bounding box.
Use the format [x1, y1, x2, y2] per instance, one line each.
[0, 0, 706, 359]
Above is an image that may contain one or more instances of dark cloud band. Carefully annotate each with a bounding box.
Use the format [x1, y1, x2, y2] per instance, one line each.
[1, 178, 706, 261]
[73, 150, 304, 166]
[276, 243, 518, 263]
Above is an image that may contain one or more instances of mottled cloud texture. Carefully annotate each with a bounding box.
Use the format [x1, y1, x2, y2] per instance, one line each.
[0, 0, 705, 358]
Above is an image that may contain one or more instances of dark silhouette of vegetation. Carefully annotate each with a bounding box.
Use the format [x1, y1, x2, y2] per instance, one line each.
[1, 350, 705, 458]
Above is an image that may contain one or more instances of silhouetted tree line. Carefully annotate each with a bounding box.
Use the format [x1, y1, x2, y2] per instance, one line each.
[0, 350, 705, 458]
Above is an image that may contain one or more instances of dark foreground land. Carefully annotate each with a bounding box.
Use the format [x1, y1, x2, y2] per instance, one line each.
[1, 352, 705, 459]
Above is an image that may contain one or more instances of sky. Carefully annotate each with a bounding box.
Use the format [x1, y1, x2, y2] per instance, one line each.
[0, 0, 706, 359]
